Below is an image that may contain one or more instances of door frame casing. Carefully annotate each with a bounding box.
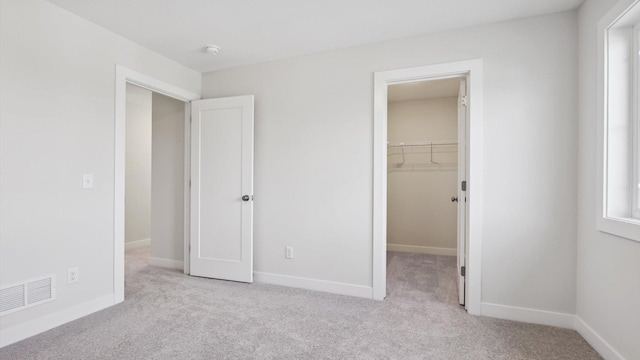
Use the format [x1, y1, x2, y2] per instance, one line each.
[372, 59, 483, 315]
[114, 65, 200, 304]
[456, 78, 468, 306]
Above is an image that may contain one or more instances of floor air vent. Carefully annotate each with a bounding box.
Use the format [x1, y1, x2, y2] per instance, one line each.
[1, 275, 56, 316]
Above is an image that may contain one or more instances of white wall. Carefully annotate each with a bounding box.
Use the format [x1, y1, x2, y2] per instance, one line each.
[577, 0, 640, 358]
[125, 84, 152, 245]
[0, 0, 597, 350]
[0, 0, 200, 344]
[201, 11, 578, 314]
[387, 97, 458, 252]
[150, 93, 185, 264]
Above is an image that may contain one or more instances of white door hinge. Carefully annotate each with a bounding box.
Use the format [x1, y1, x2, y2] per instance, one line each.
[460, 96, 468, 106]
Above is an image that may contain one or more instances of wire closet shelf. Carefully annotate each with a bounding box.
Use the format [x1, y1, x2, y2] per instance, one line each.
[387, 141, 458, 166]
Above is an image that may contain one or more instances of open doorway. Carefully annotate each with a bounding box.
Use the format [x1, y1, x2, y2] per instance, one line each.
[385, 77, 465, 306]
[115, 66, 254, 303]
[114, 66, 200, 303]
[123, 84, 189, 285]
[372, 60, 483, 313]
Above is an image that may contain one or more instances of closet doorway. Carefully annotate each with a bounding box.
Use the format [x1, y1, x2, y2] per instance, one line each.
[372, 59, 483, 313]
[386, 77, 467, 306]
[387, 77, 466, 305]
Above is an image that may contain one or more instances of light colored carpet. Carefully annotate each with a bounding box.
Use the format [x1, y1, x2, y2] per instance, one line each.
[0, 248, 601, 359]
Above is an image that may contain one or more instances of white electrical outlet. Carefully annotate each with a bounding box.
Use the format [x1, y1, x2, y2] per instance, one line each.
[285, 246, 294, 259]
[67, 268, 79, 284]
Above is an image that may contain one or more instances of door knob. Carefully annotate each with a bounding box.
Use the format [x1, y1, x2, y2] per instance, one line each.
[451, 196, 458, 202]
[242, 195, 250, 201]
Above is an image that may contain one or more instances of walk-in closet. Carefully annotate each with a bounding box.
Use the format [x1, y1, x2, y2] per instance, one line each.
[386, 77, 465, 305]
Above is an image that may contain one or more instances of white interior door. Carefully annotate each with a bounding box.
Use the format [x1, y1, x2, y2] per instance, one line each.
[457, 79, 467, 306]
[190, 95, 254, 282]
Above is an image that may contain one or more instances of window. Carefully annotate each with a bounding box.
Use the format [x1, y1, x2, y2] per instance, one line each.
[598, 0, 640, 242]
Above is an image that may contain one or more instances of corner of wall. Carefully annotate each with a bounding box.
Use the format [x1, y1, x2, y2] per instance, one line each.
[574, 317, 625, 360]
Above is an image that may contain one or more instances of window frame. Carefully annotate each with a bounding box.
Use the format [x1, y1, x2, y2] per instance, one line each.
[634, 25, 640, 220]
[597, 0, 640, 242]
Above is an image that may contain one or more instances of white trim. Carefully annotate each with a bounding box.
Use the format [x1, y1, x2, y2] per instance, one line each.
[149, 257, 184, 270]
[0, 294, 113, 348]
[387, 244, 456, 256]
[124, 238, 150, 250]
[597, 216, 640, 241]
[254, 272, 373, 299]
[481, 302, 575, 329]
[373, 59, 484, 316]
[116, 66, 200, 102]
[596, 0, 640, 242]
[575, 316, 625, 360]
[114, 65, 200, 304]
[633, 24, 640, 221]
[183, 103, 192, 275]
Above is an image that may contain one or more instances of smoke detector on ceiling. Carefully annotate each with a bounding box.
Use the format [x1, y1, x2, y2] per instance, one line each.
[205, 44, 221, 55]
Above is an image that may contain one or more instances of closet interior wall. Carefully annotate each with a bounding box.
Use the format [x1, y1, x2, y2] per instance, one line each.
[387, 96, 458, 254]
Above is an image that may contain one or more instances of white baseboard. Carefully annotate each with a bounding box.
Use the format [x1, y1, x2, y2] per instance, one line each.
[481, 302, 575, 329]
[125, 238, 150, 250]
[0, 277, 625, 360]
[574, 316, 624, 360]
[254, 272, 373, 299]
[387, 244, 456, 256]
[149, 257, 183, 270]
[0, 294, 113, 348]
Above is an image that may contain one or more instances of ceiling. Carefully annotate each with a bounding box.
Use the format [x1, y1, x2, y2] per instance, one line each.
[388, 78, 461, 102]
[47, 0, 584, 73]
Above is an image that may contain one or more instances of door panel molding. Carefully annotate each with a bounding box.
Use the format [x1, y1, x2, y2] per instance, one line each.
[190, 95, 254, 283]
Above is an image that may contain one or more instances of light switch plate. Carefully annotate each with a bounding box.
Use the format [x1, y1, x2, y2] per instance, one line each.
[83, 174, 94, 189]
